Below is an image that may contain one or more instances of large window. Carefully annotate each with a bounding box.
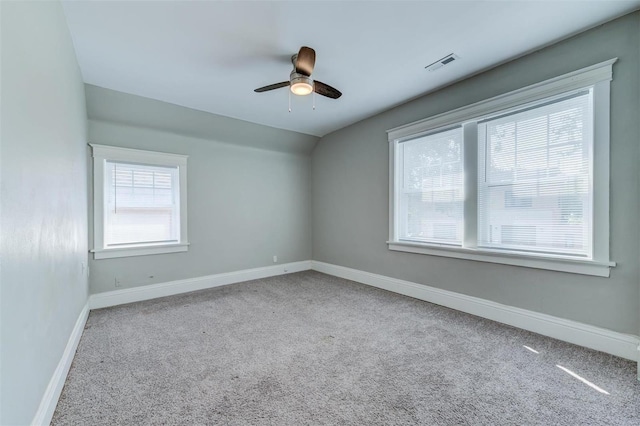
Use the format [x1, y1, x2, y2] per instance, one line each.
[91, 144, 189, 259]
[388, 60, 616, 277]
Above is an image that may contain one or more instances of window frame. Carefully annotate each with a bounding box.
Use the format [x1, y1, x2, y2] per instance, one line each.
[387, 59, 617, 277]
[90, 144, 189, 260]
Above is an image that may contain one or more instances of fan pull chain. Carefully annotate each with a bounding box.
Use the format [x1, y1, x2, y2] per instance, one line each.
[288, 90, 291, 113]
[313, 89, 316, 110]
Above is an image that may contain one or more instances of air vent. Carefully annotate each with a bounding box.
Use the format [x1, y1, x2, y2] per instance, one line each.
[425, 53, 459, 72]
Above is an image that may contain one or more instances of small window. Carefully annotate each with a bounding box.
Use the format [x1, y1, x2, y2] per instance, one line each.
[91, 144, 188, 259]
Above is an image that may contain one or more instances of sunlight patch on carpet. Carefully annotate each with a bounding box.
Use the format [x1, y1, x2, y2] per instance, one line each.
[556, 365, 610, 395]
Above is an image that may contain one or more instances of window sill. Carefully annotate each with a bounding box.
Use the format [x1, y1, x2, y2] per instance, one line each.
[91, 243, 189, 260]
[387, 241, 615, 277]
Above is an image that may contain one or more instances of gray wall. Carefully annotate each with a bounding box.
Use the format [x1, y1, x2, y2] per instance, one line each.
[85, 84, 318, 156]
[0, 1, 89, 424]
[312, 12, 640, 335]
[86, 87, 317, 294]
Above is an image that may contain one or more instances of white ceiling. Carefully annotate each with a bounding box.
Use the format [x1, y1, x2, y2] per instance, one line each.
[62, 0, 640, 137]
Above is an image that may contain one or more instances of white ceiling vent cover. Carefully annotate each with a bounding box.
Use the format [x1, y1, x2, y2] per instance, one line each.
[425, 53, 459, 72]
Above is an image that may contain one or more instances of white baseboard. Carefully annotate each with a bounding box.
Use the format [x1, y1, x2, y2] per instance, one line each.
[311, 261, 640, 361]
[31, 303, 89, 426]
[89, 261, 312, 309]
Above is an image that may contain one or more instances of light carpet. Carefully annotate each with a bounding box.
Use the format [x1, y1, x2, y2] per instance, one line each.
[52, 271, 639, 425]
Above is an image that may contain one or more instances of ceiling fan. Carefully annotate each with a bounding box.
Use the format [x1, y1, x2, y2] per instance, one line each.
[254, 46, 342, 99]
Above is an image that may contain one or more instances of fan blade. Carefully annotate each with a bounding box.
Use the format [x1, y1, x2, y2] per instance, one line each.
[314, 80, 342, 99]
[254, 81, 290, 92]
[295, 46, 316, 76]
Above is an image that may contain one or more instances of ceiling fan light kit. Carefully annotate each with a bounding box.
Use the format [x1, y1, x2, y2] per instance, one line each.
[255, 46, 342, 100]
[290, 72, 313, 96]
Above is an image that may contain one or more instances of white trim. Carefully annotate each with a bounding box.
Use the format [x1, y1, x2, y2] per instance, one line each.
[311, 261, 638, 361]
[89, 261, 312, 309]
[591, 78, 611, 264]
[31, 304, 90, 426]
[90, 143, 188, 165]
[387, 58, 617, 141]
[91, 242, 190, 259]
[388, 242, 614, 277]
[89, 144, 189, 260]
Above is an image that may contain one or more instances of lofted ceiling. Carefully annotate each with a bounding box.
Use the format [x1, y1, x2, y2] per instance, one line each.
[62, 0, 640, 137]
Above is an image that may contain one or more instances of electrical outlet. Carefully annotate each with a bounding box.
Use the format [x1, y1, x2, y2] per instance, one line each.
[115, 278, 122, 288]
[273, 255, 278, 263]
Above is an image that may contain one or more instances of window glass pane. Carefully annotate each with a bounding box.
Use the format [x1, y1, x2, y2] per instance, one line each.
[478, 90, 593, 257]
[105, 161, 180, 246]
[399, 127, 463, 245]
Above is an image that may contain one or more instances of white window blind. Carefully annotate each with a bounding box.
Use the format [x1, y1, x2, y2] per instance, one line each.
[477, 90, 593, 257]
[398, 127, 464, 245]
[105, 161, 180, 247]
